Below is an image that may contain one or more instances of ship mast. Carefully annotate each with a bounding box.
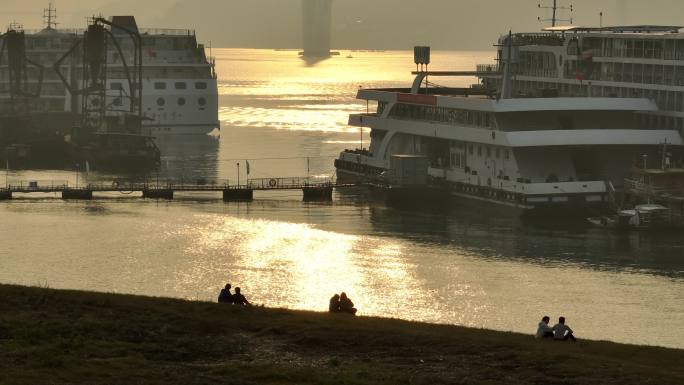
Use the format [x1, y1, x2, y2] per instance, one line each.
[43, 2, 58, 30]
[538, 0, 574, 27]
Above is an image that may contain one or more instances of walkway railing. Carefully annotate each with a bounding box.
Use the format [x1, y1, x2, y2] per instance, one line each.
[1, 177, 345, 194]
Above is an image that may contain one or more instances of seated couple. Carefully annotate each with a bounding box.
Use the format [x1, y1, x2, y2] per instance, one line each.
[329, 292, 357, 315]
[536, 316, 577, 341]
[218, 283, 251, 306]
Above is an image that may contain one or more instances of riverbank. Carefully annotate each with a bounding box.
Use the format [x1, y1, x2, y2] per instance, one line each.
[0, 284, 682, 385]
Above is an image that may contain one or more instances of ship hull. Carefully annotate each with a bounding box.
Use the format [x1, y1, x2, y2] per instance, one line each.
[336, 168, 608, 217]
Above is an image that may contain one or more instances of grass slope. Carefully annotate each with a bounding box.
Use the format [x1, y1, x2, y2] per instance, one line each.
[0, 284, 682, 385]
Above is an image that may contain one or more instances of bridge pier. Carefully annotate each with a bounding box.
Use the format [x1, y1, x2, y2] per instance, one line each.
[62, 189, 93, 200]
[302, 186, 333, 201]
[223, 189, 253, 201]
[0, 190, 11, 200]
[143, 189, 174, 200]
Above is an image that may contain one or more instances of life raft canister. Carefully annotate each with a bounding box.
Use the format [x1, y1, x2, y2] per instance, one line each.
[269, 179, 277, 187]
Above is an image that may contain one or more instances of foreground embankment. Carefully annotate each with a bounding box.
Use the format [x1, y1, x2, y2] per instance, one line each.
[0, 284, 682, 385]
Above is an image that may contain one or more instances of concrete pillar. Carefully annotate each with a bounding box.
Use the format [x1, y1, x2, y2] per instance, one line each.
[62, 189, 93, 200]
[223, 189, 253, 201]
[142, 189, 174, 200]
[302, 186, 333, 202]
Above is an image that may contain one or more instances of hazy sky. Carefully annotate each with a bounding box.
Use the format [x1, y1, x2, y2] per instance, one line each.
[4, 1, 684, 50]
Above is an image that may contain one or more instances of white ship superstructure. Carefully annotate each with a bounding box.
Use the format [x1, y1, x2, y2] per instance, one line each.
[336, 26, 684, 214]
[0, 12, 218, 135]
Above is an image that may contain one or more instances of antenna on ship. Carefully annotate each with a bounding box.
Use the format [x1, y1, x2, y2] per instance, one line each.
[538, 0, 574, 27]
[43, 2, 58, 30]
[8, 21, 24, 31]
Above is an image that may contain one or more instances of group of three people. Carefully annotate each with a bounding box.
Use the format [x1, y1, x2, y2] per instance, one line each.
[536, 316, 577, 341]
[218, 283, 251, 306]
[329, 292, 357, 315]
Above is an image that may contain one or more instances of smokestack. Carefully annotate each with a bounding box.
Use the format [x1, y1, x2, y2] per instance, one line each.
[302, 0, 332, 57]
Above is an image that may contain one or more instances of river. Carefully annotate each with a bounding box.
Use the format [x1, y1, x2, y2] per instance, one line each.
[1, 49, 683, 349]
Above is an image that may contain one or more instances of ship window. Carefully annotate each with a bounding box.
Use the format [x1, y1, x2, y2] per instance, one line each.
[468, 144, 474, 155]
[505, 150, 510, 160]
[486, 147, 491, 158]
[495, 148, 500, 159]
[195, 82, 208, 90]
[110, 82, 123, 90]
[178, 97, 186, 106]
[198, 97, 207, 106]
[175, 82, 187, 89]
[154, 82, 166, 90]
[567, 38, 579, 56]
[477, 146, 482, 157]
[157, 97, 166, 107]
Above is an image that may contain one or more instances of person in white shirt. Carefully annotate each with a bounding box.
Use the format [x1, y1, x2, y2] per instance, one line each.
[552, 316, 577, 341]
[535, 316, 554, 339]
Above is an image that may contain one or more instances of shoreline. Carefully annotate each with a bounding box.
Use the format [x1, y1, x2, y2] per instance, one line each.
[1, 284, 682, 384]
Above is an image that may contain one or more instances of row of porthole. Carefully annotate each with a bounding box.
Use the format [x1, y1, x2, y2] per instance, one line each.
[157, 97, 207, 107]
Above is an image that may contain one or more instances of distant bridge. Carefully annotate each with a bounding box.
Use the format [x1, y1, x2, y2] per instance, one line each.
[0, 177, 359, 201]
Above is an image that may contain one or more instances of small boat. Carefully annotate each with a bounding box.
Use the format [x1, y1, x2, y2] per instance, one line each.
[588, 204, 671, 230]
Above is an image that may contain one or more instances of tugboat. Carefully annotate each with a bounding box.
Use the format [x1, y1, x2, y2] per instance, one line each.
[587, 204, 671, 230]
[72, 118, 161, 171]
[588, 144, 684, 229]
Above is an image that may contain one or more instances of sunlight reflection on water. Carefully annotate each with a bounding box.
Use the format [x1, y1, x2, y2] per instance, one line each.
[1, 49, 684, 349]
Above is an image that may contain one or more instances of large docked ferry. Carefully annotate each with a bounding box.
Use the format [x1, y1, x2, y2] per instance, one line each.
[335, 24, 684, 214]
[0, 7, 219, 136]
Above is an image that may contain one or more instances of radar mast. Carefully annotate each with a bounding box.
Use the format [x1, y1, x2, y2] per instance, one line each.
[538, 0, 574, 27]
[43, 2, 58, 30]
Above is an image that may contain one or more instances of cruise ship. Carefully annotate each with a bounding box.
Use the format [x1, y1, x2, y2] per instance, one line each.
[335, 24, 684, 214]
[0, 7, 219, 136]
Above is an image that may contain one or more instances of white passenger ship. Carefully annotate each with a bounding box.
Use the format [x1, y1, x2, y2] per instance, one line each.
[335, 25, 684, 214]
[0, 7, 219, 135]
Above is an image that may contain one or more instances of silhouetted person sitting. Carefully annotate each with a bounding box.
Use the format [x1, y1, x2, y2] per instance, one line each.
[329, 294, 341, 313]
[218, 283, 233, 304]
[232, 287, 251, 306]
[339, 292, 357, 315]
[552, 316, 577, 341]
[535, 316, 554, 339]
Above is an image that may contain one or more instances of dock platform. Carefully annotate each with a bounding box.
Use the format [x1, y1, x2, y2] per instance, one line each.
[0, 177, 357, 202]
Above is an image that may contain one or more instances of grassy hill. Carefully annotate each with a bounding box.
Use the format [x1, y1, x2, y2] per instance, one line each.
[0, 284, 682, 384]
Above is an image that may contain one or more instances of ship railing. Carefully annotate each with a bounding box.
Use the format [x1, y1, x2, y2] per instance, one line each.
[23, 28, 86, 35]
[23, 28, 194, 36]
[7, 180, 69, 191]
[624, 178, 677, 196]
[245, 177, 335, 190]
[503, 33, 565, 47]
[518, 68, 558, 78]
[476, 64, 499, 73]
[139, 28, 194, 36]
